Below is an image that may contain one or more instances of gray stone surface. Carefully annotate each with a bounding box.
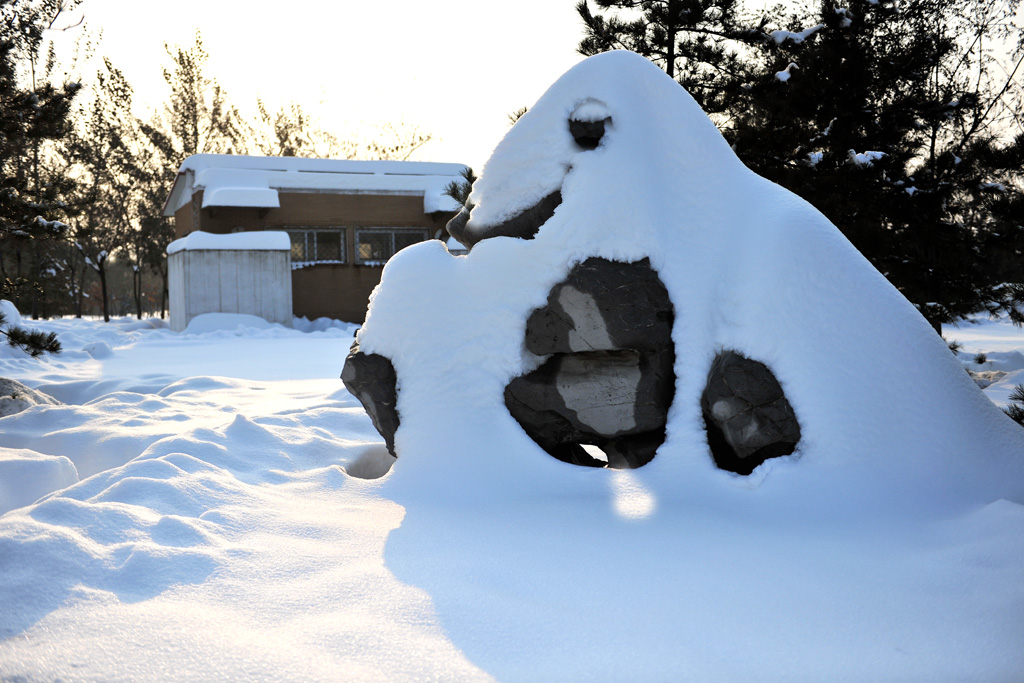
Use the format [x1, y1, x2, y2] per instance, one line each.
[700, 351, 801, 474]
[0, 378, 60, 418]
[341, 341, 400, 457]
[446, 190, 562, 249]
[525, 257, 674, 355]
[505, 258, 675, 469]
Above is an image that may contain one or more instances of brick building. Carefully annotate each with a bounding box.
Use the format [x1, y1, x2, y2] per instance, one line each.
[162, 154, 466, 323]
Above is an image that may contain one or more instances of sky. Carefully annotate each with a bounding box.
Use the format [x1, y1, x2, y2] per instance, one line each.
[50, 0, 593, 173]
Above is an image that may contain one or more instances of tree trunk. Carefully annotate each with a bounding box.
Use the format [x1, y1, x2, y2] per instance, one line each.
[99, 263, 110, 323]
[160, 271, 168, 319]
[133, 267, 143, 319]
[29, 242, 40, 320]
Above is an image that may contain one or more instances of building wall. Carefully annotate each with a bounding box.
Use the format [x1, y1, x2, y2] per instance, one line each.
[172, 189, 453, 323]
[168, 249, 293, 332]
[289, 264, 381, 322]
[173, 190, 446, 238]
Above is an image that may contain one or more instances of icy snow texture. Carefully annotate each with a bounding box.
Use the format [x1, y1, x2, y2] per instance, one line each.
[166, 230, 291, 255]
[0, 52, 1023, 681]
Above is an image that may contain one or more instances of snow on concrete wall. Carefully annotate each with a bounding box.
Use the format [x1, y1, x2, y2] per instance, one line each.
[168, 231, 292, 332]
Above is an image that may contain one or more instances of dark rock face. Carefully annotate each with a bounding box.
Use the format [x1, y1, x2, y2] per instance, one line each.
[701, 351, 801, 475]
[341, 341, 400, 457]
[505, 257, 675, 469]
[524, 257, 674, 356]
[446, 191, 562, 250]
[569, 117, 608, 150]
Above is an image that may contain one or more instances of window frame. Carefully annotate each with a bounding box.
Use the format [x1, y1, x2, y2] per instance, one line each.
[354, 227, 430, 266]
[286, 227, 347, 265]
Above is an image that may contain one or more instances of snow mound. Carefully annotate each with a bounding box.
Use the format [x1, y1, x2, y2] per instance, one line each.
[82, 340, 114, 359]
[0, 299, 21, 327]
[0, 377, 60, 417]
[183, 312, 279, 334]
[0, 448, 78, 515]
[292, 316, 360, 336]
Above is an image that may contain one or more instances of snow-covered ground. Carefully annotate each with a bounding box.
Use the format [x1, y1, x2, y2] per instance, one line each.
[3, 51, 1024, 680]
[0, 309, 1021, 681]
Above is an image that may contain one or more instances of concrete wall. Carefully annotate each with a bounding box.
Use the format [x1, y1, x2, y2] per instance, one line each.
[168, 249, 293, 332]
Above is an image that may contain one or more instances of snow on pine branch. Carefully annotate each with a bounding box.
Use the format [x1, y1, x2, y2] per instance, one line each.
[770, 24, 824, 45]
[847, 149, 886, 167]
[775, 63, 798, 82]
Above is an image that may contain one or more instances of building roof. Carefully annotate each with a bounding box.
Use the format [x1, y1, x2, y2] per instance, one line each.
[162, 154, 468, 218]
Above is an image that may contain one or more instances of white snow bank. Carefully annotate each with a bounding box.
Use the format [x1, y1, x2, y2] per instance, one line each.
[0, 377, 60, 417]
[167, 230, 291, 255]
[0, 448, 78, 515]
[183, 312, 280, 334]
[0, 299, 20, 327]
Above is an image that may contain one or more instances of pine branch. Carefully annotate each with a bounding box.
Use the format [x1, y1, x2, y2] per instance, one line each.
[0, 311, 61, 357]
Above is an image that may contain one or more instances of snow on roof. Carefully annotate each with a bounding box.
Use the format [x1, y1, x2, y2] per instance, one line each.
[162, 154, 468, 218]
[166, 230, 291, 255]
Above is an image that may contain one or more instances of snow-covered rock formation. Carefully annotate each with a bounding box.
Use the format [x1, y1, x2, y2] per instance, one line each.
[349, 50, 1024, 512]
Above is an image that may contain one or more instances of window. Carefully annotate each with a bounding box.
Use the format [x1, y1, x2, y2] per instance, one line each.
[355, 228, 429, 265]
[287, 228, 346, 264]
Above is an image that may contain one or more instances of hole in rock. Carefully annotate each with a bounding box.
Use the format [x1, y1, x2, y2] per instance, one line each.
[580, 444, 609, 463]
[569, 117, 609, 150]
[700, 350, 801, 475]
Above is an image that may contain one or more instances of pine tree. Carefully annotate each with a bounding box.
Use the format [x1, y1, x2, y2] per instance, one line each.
[0, 0, 83, 317]
[578, 0, 1024, 332]
[0, 308, 60, 356]
[727, 0, 1024, 332]
[577, 0, 769, 114]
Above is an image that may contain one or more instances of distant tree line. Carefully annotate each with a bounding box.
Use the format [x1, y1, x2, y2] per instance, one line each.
[578, 0, 1024, 333]
[0, 0, 431, 325]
